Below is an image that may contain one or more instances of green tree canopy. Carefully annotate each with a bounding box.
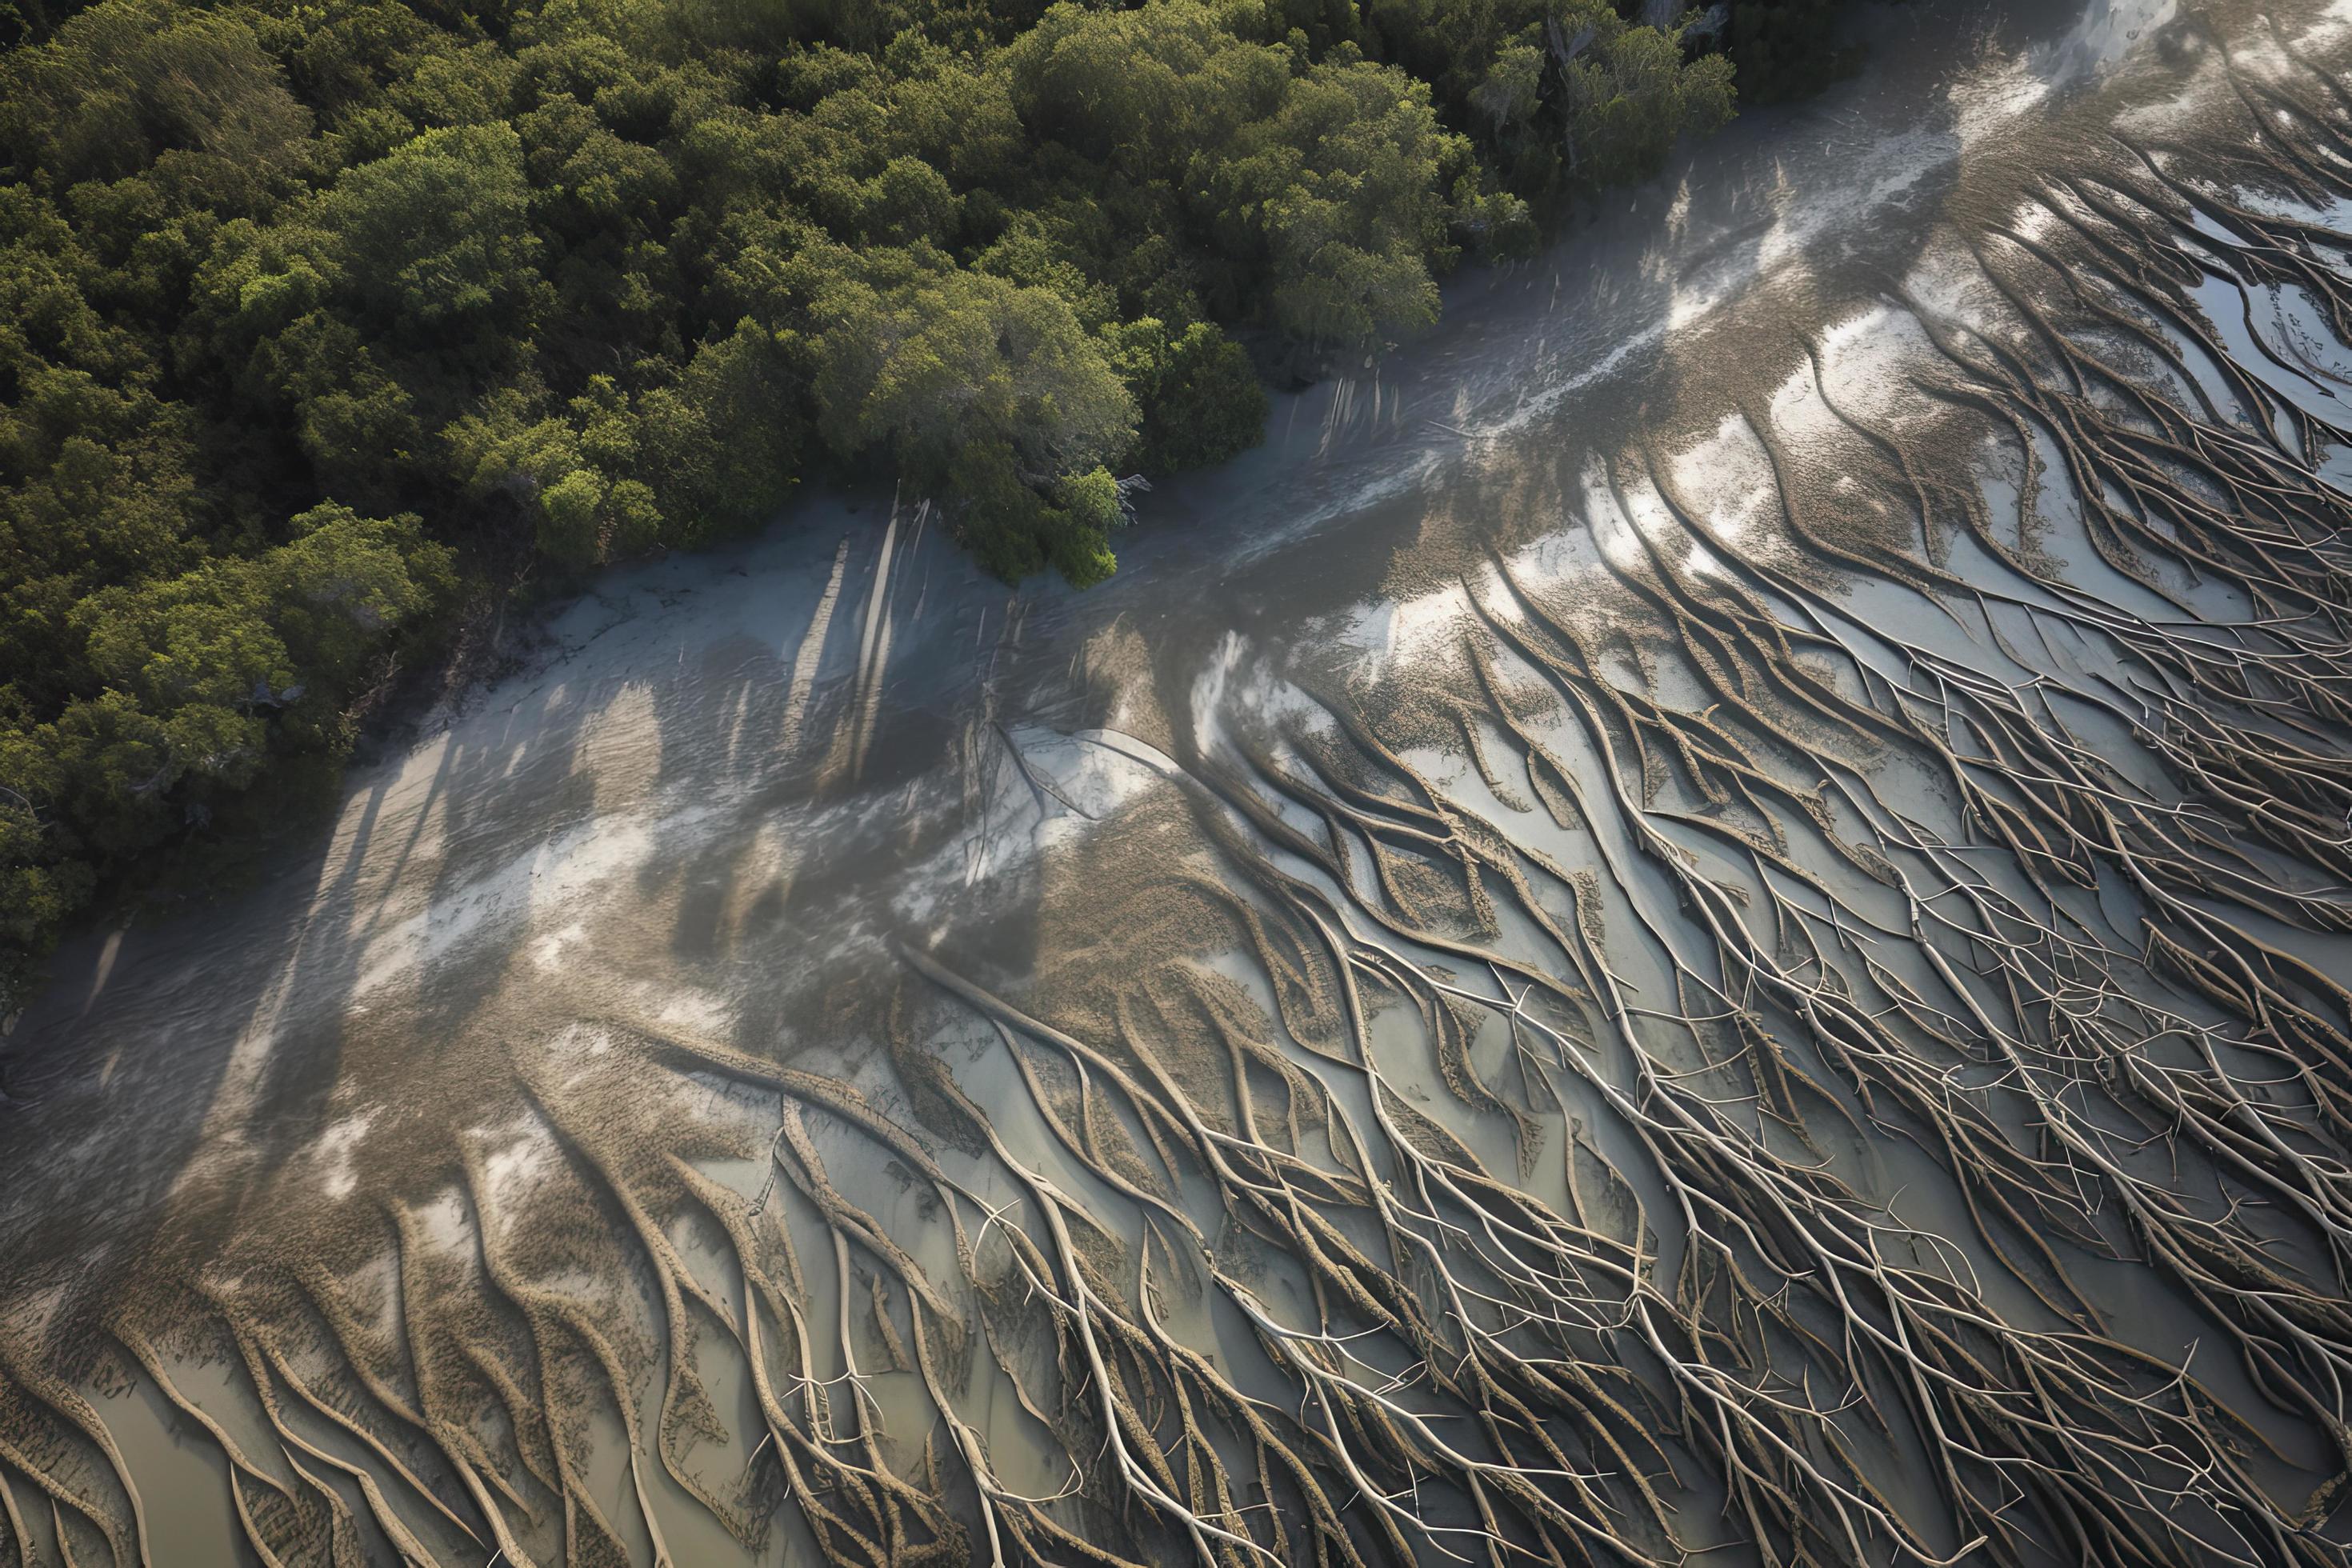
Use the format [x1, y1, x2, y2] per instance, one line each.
[322, 122, 543, 330]
[0, 0, 1781, 1006]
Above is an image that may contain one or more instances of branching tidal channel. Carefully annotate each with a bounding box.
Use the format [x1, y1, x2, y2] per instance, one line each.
[14, 6, 2352, 1567]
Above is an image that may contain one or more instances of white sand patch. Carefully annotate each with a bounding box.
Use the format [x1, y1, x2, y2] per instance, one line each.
[311, 1108, 381, 1202]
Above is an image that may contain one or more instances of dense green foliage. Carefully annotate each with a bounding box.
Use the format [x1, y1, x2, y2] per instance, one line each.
[0, 0, 1774, 1006]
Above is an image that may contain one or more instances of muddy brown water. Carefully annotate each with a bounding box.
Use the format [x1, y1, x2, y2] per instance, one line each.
[10, 2, 2352, 1563]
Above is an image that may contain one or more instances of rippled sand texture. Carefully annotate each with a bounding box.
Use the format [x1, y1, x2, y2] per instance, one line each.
[13, 2, 2352, 1566]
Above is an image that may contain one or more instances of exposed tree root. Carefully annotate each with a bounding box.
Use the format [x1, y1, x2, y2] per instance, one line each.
[15, 15, 2352, 1568]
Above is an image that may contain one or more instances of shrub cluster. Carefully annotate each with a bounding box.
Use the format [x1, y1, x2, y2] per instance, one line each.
[0, 0, 1853, 1004]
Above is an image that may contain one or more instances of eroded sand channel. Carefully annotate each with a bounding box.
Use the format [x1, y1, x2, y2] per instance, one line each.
[13, 2, 2352, 1563]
